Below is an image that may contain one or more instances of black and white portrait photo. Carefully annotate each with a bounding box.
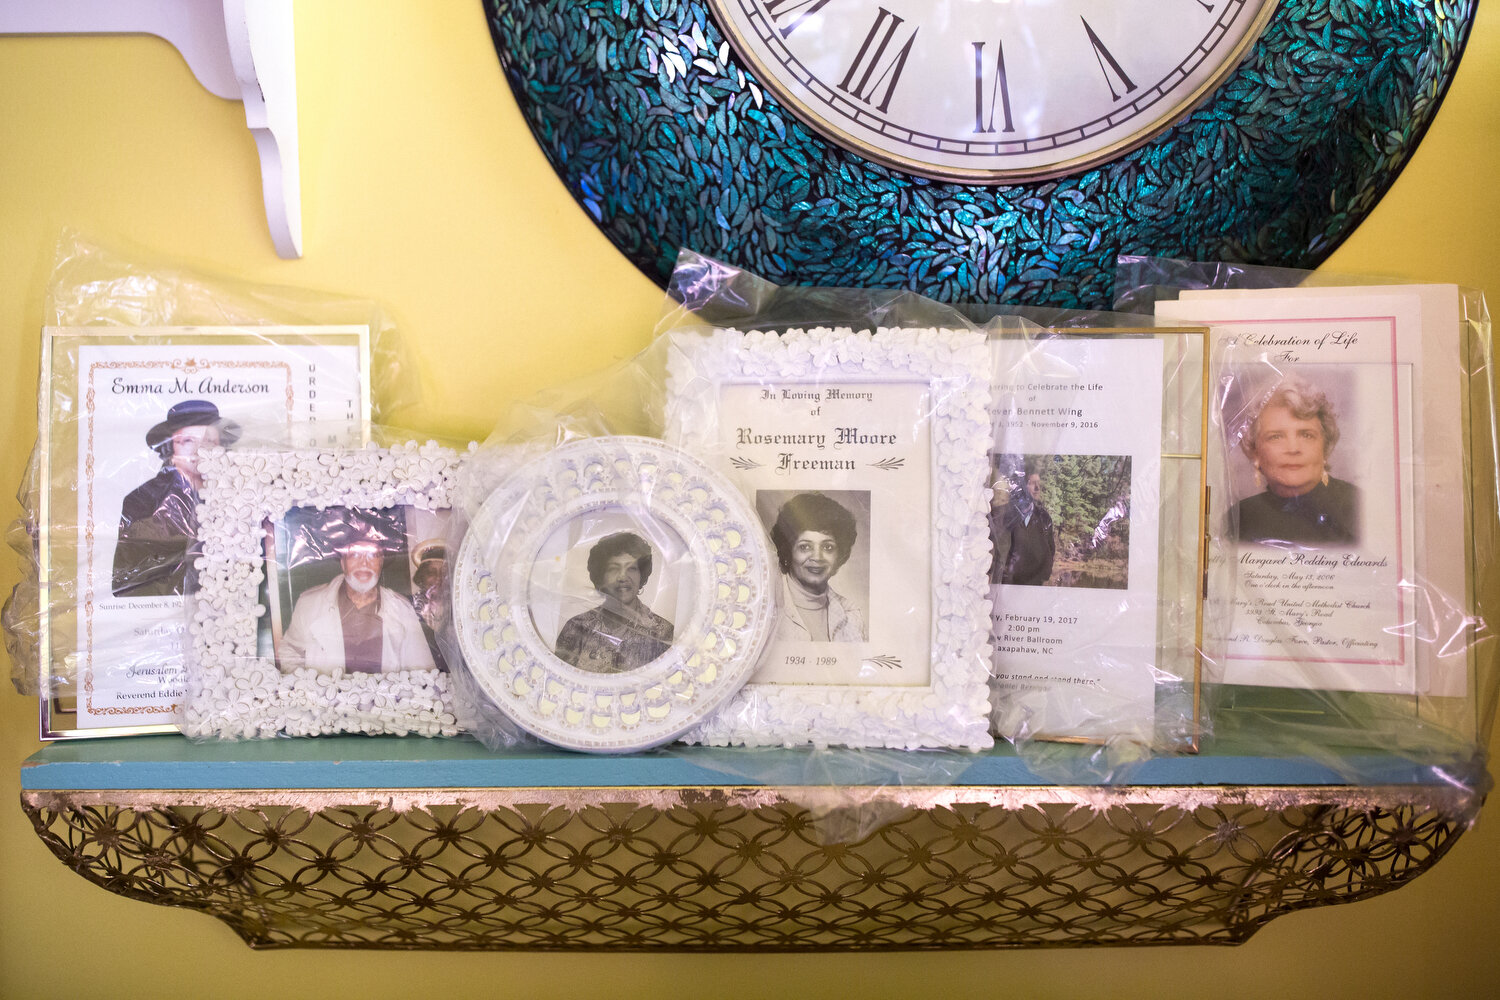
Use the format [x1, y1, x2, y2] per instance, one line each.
[553, 532, 674, 673]
[111, 399, 241, 597]
[989, 454, 1132, 591]
[757, 490, 871, 643]
[528, 508, 694, 675]
[268, 506, 438, 675]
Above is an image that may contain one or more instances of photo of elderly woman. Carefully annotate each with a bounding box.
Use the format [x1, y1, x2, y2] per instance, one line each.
[553, 532, 675, 673]
[760, 491, 870, 643]
[1231, 374, 1360, 546]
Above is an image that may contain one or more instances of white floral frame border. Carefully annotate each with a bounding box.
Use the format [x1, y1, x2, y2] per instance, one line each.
[666, 326, 996, 750]
[184, 442, 465, 739]
[452, 435, 778, 753]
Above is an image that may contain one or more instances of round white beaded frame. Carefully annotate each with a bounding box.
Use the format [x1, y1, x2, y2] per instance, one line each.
[453, 435, 776, 753]
[184, 441, 465, 740]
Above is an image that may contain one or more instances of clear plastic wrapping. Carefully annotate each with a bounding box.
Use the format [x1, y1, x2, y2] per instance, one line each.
[447, 434, 780, 753]
[661, 325, 994, 751]
[181, 437, 466, 740]
[23, 232, 1489, 828]
[432, 251, 1219, 803]
[661, 255, 997, 753]
[6, 232, 419, 737]
[985, 326, 1211, 768]
[665, 253, 1217, 778]
[1115, 256, 1496, 800]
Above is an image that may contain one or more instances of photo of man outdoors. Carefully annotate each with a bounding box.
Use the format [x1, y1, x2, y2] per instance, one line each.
[989, 454, 1132, 590]
[993, 463, 1056, 587]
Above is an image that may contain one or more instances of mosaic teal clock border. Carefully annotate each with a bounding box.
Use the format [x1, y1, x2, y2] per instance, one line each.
[485, 1, 1477, 308]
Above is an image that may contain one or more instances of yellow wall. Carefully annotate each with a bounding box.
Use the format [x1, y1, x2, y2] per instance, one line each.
[1, 3, 1496, 996]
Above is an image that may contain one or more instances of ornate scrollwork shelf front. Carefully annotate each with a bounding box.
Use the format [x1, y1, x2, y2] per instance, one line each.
[18, 738, 1477, 950]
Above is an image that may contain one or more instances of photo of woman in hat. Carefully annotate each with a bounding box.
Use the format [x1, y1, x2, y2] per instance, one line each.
[111, 399, 241, 597]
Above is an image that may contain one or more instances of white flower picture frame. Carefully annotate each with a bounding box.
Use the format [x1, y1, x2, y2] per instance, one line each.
[184, 442, 464, 739]
[451, 436, 778, 753]
[666, 326, 995, 750]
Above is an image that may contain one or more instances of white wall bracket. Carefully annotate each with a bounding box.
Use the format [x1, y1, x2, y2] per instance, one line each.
[0, 0, 302, 258]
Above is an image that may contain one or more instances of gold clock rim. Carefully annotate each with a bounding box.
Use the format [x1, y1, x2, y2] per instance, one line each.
[704, 0, 1281, 186]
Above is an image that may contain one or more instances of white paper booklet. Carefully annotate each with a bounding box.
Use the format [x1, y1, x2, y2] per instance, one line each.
[987, 335, 1168, 744]
[1158, 285, 1468, 696]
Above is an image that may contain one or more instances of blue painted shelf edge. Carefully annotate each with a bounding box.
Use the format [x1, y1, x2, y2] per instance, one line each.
[19, 735, 1476, 792]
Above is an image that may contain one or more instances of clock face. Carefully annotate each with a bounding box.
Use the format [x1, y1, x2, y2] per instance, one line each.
[707, 0, 1279, 182]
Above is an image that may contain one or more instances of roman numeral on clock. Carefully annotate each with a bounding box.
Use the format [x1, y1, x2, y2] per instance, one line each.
[1081, 17, 1138, 101]
[972, 40, 1015, 134]
[762, 0, 834, 39]
[837, 8, 919, 113]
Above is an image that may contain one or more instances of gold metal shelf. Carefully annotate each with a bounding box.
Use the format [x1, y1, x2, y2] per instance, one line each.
[20, 783, 1470, 949]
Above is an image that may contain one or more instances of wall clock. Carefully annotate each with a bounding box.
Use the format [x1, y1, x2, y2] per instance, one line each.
[705, 0, 1277, 184]
[484, 1, 1477, 308]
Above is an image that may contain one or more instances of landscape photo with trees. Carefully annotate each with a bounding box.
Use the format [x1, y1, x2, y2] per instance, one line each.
[991, 453, 1132, 590]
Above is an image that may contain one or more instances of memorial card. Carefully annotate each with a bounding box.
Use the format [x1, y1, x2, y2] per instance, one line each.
[667, 327, 994, 749]
[39, 326, 370, 737]
[728, 385, 929, 687]
[1216, 360, 1416, 693]
[1157, 288, 1462, 694]
[987, 335, 1170, 744]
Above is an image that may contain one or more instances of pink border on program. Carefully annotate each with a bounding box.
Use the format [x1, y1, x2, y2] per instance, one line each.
[1214, 315, 1406, 667]
[81, 358, 295, 718]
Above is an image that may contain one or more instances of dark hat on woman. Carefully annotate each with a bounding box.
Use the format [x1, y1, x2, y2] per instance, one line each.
[145, 399, 242, 449]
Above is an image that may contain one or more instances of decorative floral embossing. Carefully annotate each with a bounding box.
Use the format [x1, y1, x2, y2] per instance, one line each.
[184, 442, 468, 739]
[452, 436, 777, 752]
[666, 327, 995, 749]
